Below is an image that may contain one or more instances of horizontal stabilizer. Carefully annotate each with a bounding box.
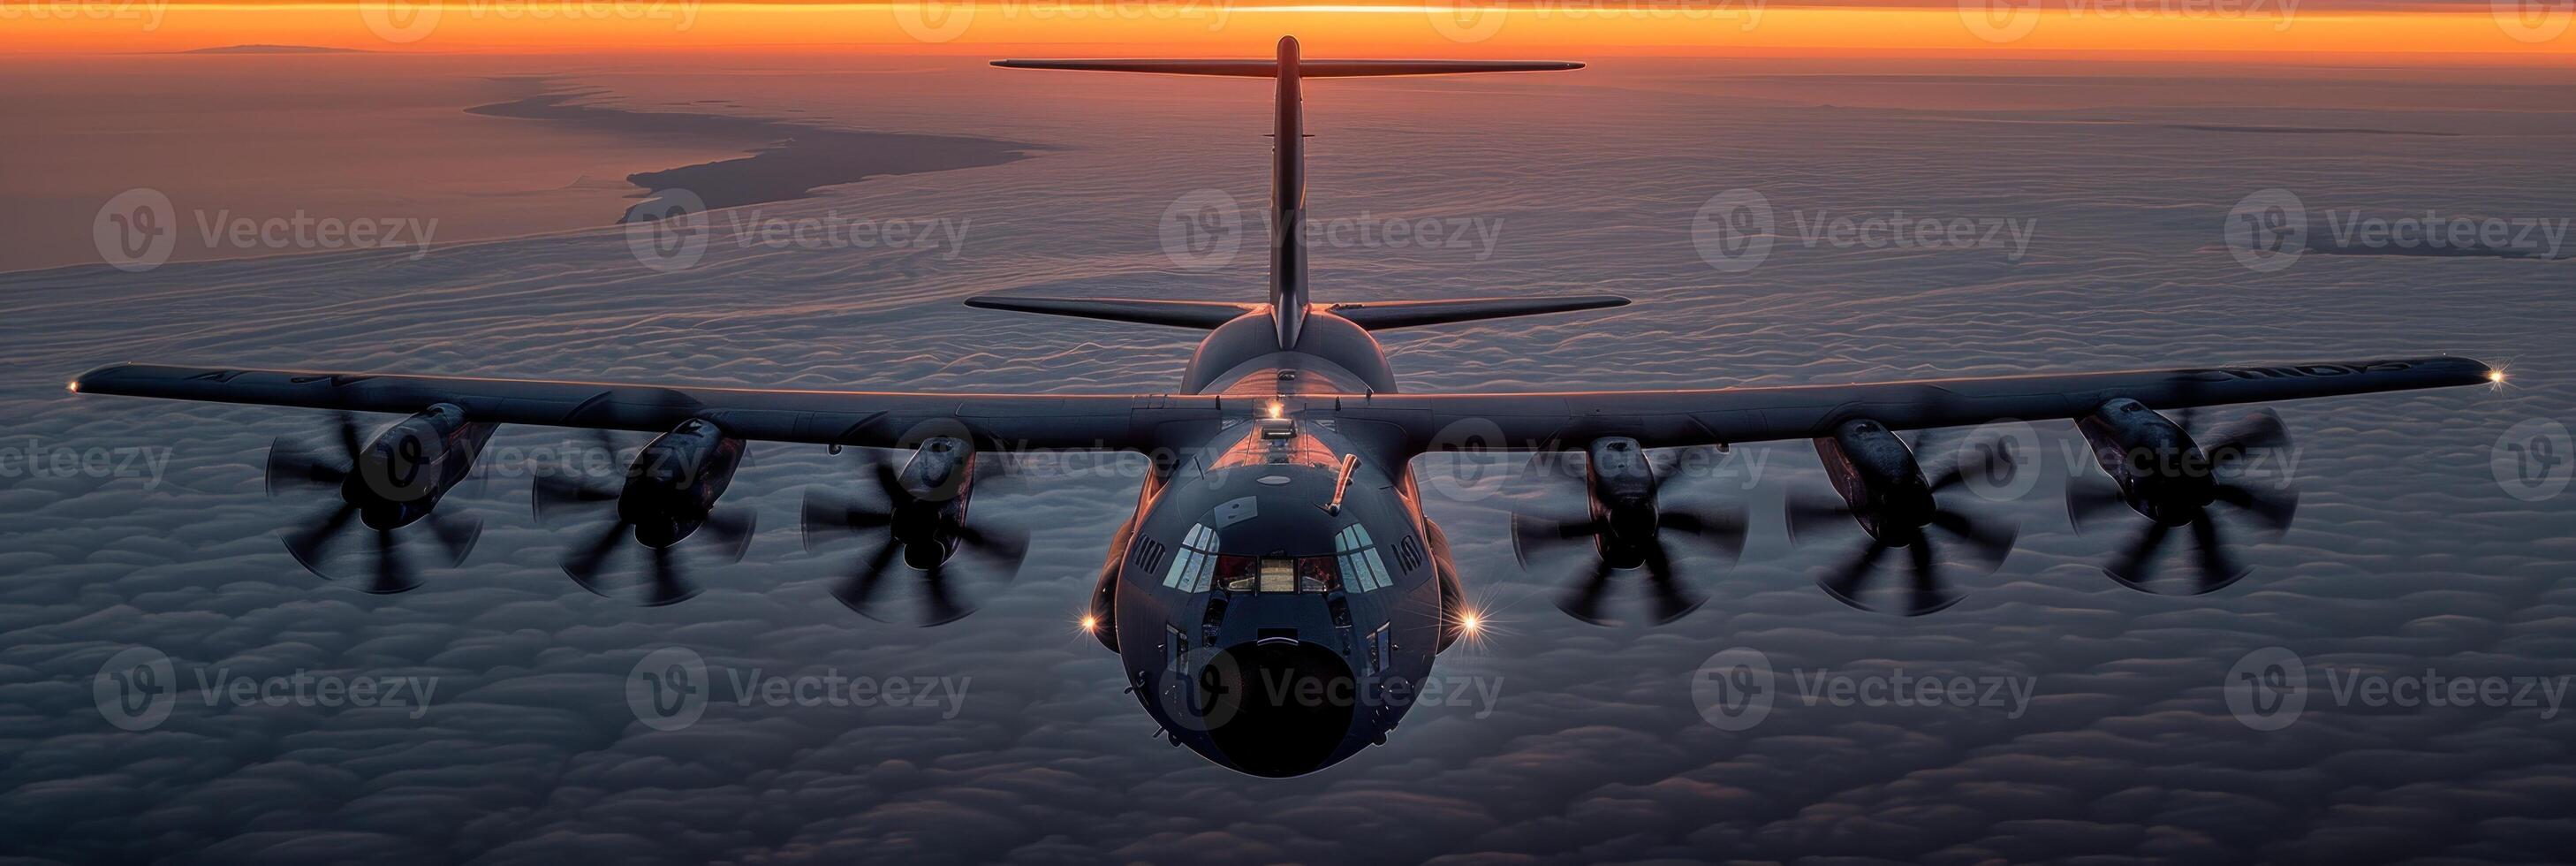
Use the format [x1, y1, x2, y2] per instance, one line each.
[1323, 296, 1629, 330]
[965, 294, 1629, 330]
[989, 59, 1583, 78]
[964, 296, 1255, 329]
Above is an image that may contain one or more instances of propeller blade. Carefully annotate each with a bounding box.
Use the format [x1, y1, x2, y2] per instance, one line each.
[424, 509, 483, 566]
[957, 521, 1032, 568]
[831, 538, 905, 618]
[643, 545, 700, 607]
[2063, 476, 2130, 535]
[532, 473, 619, 526]
[700, 508, 758, 563]
[1815, 540, 1893, 610]
[2189, 513, 2253, 594]
[800, 487, 895, 552]
[1928, 508, 2019, 571]
[1553, 558, 1618, 626]
[562, 521, 632, 590]
[1659, 505, 1749, 562]
[869, 452, 905, 503]
[265, 436, 351, 498]
[1902, 539, 1965, 616]
[282, 502, 360, 580]
[1783, 493, 1855, 546]
[2102, 520, 2176, 589]
[1640, 543, 1708, 625]
[918, 560, 975, 626]
[334, 412, 364, 464]
[367, 526, 419, 595]
[2212, 482, 2299, 535]
[1508, 510, 1599, 567]
[2201, 407, 2292, 458]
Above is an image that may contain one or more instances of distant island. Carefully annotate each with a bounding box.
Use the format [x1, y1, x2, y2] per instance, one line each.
[178, 44, 370, 55]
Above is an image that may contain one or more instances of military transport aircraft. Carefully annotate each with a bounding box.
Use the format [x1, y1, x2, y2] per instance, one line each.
[70, 37, 2498, 777]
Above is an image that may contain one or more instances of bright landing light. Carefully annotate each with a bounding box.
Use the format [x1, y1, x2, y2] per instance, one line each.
[1080, 614, 1099, 634]
[2489, 369, 2508, 384]
[1459, 613, 1481, 634]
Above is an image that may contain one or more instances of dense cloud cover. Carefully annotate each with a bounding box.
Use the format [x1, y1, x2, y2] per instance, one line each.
[3, 62, 2572, 864]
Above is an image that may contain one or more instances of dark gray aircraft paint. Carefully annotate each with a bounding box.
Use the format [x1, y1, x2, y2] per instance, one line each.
[66, 36, 2499, 777]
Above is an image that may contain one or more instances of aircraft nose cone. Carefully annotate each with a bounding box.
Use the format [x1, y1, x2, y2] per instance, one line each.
[1198, 640, 1360, 778]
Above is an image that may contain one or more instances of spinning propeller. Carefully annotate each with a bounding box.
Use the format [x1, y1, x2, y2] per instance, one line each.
[530, 429, 755, 606]
[266, 411, 481, 593]
[801, 446, 1028, 626]
[1508, 444, 1750, 626]
[1785, 428, 2020, 617]
[2065, 406, 2298, 595]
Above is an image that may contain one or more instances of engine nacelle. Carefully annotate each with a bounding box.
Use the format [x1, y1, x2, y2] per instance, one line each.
[1585, 437, 1658, 567]
[2075, 399, 2210, 525]
[349, 402, 495, 528]
[1810, 419, 1933, 542]
[895, 436, 979, 568]
[619, 418, 746, 547]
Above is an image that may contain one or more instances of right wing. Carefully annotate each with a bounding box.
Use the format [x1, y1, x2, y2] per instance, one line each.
[70, 363, 1228, 452]
[1322, 355, 2497, 452]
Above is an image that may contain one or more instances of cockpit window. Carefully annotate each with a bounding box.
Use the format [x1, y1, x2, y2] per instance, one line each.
[1163, 523, 1220, 592]
[1332, 523, 1396, 592]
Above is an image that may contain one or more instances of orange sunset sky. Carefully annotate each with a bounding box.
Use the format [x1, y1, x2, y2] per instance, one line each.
[0, 1, 2569, 64]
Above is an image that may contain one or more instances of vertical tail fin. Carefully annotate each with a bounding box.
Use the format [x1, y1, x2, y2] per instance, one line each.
[993, 37, 1585, 348]
[1269, 36, 1308, 348]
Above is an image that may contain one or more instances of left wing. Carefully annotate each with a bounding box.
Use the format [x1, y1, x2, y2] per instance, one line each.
[1315, 355, 2496, 451]
[69, 363, 1225, 451]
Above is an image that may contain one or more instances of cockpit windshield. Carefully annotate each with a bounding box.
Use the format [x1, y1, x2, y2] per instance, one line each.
[1158, 517, 1402, 596]
[1213, 556, 1338, 594]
